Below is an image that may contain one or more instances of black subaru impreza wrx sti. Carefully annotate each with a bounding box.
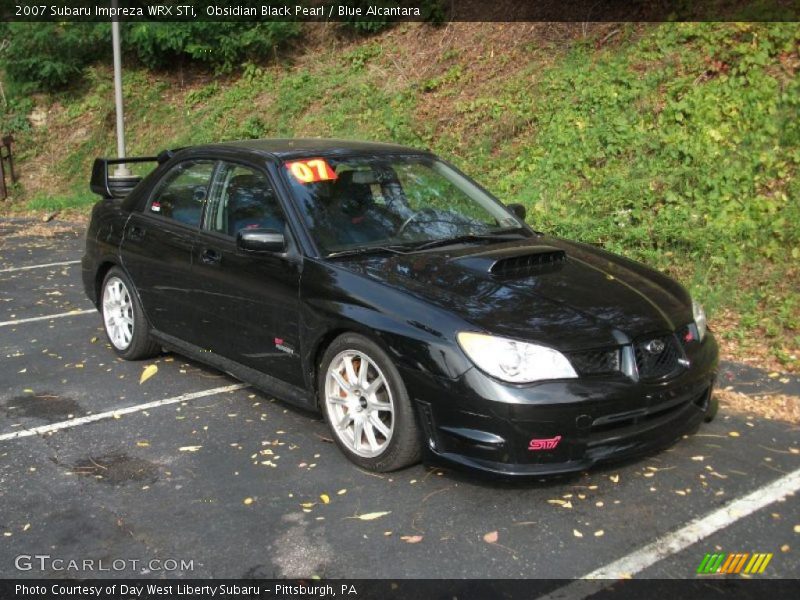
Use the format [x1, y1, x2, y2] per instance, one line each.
[82, 138, 718, 476]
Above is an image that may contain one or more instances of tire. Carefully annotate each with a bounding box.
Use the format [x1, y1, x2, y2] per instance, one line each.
[100, 266, 160, 360]
[319, 333, 421, 472]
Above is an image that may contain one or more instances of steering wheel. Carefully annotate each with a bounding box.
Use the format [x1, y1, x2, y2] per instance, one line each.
[395, 207, 440, 237]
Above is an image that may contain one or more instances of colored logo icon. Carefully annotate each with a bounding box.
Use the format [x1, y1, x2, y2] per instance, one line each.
[697, 552, 773, 575]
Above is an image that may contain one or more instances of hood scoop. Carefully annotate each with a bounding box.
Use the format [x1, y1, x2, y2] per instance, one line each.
[452, 245, 567, 278]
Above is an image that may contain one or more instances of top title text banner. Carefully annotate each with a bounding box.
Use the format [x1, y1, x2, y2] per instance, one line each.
[3, 0, 800, 22]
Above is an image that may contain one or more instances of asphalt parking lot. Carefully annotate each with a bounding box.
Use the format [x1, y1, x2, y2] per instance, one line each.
[0, 217, 798, 584]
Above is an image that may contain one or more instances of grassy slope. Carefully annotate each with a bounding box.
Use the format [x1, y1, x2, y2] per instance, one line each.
[5, 22, 799, 370]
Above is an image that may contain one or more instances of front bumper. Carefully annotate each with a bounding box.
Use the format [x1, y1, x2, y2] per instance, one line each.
[402, 334, 719, 477]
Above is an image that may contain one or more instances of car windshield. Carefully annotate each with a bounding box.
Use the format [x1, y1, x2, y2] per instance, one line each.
[281, 155, 525, 254]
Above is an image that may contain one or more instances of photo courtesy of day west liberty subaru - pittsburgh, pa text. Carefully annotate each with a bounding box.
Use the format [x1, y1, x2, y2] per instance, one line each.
[15, 583, 349, 597]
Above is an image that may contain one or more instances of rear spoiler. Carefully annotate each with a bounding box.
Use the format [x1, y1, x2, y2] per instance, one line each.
[89, 150, 177, 199]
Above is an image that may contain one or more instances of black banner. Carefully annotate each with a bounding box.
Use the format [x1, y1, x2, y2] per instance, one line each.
[1, 0, 800, 22]
[1, 579, 799, 600]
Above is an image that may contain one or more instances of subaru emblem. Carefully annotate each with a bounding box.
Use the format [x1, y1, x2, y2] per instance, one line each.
[644, 339, 666, 354]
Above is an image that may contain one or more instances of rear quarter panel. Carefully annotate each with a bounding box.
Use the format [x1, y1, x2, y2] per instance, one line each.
[81, 198, 131, 306]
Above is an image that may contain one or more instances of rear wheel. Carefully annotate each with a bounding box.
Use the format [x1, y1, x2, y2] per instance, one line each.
[319, 333, 421, 471]
[101, 267, 159, 360]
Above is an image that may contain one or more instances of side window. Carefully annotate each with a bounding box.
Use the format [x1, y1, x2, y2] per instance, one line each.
[147, 160, 215, 227]
[205, 164, 286, 237]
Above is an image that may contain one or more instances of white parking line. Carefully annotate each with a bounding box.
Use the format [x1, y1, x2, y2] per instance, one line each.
[0, 383, 248, 442]
[0, 260, 81, 273]
[538, 466, 800, 599]
[0, 309, 97, 328]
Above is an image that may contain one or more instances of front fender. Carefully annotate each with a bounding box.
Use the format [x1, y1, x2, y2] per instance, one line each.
[299, 260, 473, 393]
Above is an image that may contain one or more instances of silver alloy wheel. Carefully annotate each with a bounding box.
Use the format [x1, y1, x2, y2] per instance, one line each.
[102, 276, 134, 350]
[325, 350, 394, 458]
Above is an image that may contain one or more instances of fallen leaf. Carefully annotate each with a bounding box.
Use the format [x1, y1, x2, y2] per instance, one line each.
[781, 544, 790, 552]
[691, 456, 705, 461]
[136, 441, 150, 448]
[243, 497, 254, 505]
[483, 531, 499, 544]
[337, 489, 347, 495]
[320, 494, 330, 504]
[349, 511, 391, 521]
[139, 364, 158, 384]
[610, 474, 620, 483]
[729, 431, 740, 437]
[401, 535, 423, 544]
[594, 530, 605, 537]
[178, 445, 202, 452]
[22, 524, 30, 532]
[384, 531, 392, 536]
[794, 525, 800, 533]
[301, 502, 315, 509]
[573, 529, 583, 538]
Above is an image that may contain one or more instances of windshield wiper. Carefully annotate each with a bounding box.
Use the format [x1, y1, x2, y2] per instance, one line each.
[325, 244, 411, 259]
[409, 230, 526, 252]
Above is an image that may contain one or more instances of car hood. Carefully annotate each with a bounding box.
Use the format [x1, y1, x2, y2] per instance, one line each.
[331, 236, 693, 351]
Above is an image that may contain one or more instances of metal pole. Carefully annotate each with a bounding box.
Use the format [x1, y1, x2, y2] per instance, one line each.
[111, 9, 131, 177]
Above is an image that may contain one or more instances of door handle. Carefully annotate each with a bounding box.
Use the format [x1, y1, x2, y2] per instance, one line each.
[128, 225, 145, 241]
[200, 248, 221, 265]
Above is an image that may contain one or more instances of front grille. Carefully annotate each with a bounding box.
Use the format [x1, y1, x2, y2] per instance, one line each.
[568, 348, 621, 376]
[634, 334, 682, 380]
[489, 250, 566, 277]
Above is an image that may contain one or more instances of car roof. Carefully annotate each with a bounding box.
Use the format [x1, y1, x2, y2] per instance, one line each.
[187, 138, 431, 160]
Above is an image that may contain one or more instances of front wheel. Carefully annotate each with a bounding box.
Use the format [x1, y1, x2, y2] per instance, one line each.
[100, 267, 160, 360]
[319, 333, 421, 472]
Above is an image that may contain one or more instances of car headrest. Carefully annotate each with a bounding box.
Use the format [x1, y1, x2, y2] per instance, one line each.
[332, 171, 376, 217]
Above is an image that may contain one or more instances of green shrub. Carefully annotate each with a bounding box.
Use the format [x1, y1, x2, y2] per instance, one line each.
[125, 22, 300, 73]
[0, 21, 300, 92]
[0, 23, 109, 92]
[0, 97, 34, 134]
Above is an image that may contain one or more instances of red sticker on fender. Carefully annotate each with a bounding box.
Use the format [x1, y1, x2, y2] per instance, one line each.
[285, 159, 338, 184]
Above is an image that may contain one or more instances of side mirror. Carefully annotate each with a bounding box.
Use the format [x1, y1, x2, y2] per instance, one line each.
[237, 229, 285, 253]
[506, 203, 526, 221]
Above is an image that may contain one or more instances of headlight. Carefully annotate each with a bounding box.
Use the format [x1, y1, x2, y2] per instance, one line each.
[692, 299, 707, 341]
[457, 332, 578, 383]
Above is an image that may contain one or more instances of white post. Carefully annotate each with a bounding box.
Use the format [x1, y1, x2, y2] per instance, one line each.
[111, 9, 131, 177]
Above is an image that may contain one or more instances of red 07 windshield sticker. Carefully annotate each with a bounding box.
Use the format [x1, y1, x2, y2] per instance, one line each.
[285, 159, 338, 184]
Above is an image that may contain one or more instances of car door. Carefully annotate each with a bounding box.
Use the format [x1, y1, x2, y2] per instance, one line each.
[191, 160, 304, 387]
[121, 158, 217, 343]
